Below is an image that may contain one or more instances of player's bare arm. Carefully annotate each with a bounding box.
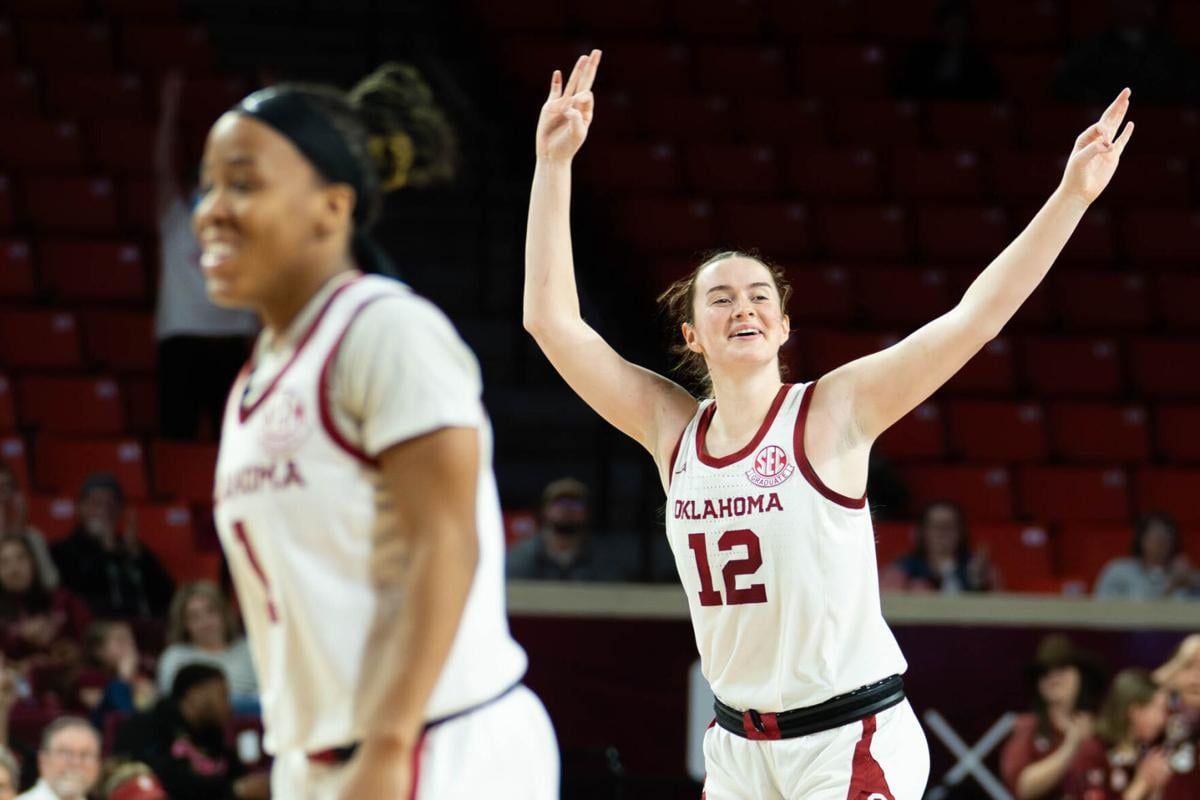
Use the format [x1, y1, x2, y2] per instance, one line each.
[815, 89, 1134, 457]
[338, 426, 481, 800]
[524, 49, 697, 477]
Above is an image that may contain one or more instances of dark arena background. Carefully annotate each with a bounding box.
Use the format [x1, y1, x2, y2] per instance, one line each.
[0, 0, 1196, 798]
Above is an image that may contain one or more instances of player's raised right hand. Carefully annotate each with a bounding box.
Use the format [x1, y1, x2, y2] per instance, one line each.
[536, 49, 601, 163]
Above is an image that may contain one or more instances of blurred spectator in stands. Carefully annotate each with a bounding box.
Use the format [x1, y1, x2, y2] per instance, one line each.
[153, 71, 256, 441]
[0, 653, 39, 790]
[507, 478, 632, 581]
[115, 665, 269, 800]
[894, 0, 1000, 100]
[0, 536, 90, 681]
[879, 500, 1001, 593]
[1095, 513, 1200, 600]
[157, 582, 257, 714]
[1056, 0, 1200, 105]
[16, 716, 100, 800]
[1154, 635, 1200, 795]
[1001, 634, 1108, 800]
[0, 465, 57, 590]
[76, 621, 156, 727]
[100, 763, 165, 800]
[1063, 669, 1173, 800]
[51, 474, 174, 619]
[0, 746, 17, 800]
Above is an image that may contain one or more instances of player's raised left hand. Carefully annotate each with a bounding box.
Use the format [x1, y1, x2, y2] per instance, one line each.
[1059, 87, 1134, 205]
[336, 738, 412, 800]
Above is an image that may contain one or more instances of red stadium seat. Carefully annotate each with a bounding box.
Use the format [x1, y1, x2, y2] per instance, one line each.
[0, 437, 29, 490]
[615, 198, 718, 254]
[685, 144, 781, 195]
[948, 400, 1048, 463]
[594, 42, 692, 92]
[493, 38, 577, 93]
[818, 205, 911, 260]
[44, 72, 147, 118]
[1049, 404, 1150, 464]
[119, 24, 212, 71]
[1021, 337, 1123, 398]
[0, 375, 14, 432]
[798, 44, 890, 98]
[39, 240, 146, 303]
[642, 95, 734, 142]
[832, 100, 922, 147]
[582, 142, 682, 192]
[902, 464, 1015, 522]
[22, 177, 119, 235]
[672, 0, 766, 37]
[1106, 154, 1191, 207]
[1018, 466, 1130, 525]
[800, 329, 900, 379]
[178, 76, 254, 128]
[1155, 274, 1200, 330]
[0, 121, 85, 171]
[0, 311, 81, 369]
[121, 375, 157, 435]
[1135, 469, 1200, 524]
[1057, 524, 1132, 591]
[1023, 105, 1103, 151]
[503, 509, 537, 548]
[0, 239, 35, 298]
[0, 70, 39, 113]
[716, 202, 813, 258]
[872, 520, 914, 570]
[784, 266, 854, 325]
[17, 376, 124, 435]
[971, 523, 1055, 592]
[994, 53, 1061, 102]
[927, 103, 1018, 150]
[738, 98, 826, 145]
[119, 177, 157, 232]
[79, 311, 156, 371]
[21, 22, 114, 68]
[916, 206, 1010, 260]
[35, 436, 148, 499]
[135, 503, 203, 581]
[1122, 210, 1200, 265]
[990, 152, 1065, 203]
[1123, 107, 1200, 156]
[788, 148, 883, 200]
[877, 402, 945, 462]
[946, 338, 1017, 395]
[26, 495, 76, 542]
[568, 0, 668, 32]
[151, 440, 217, 503]
[87, 120, 156, 173]
[1129, 338, 1200, 398]
[694, 45, 788, 95]
[856, 266, 953, 326]
[1054, 272, 1149, 330]
[1155, 405, 1200, 463]
[973, 0, 1062, 47]
[1058, 208, 1117, 263]
[891, 150, 984, 201]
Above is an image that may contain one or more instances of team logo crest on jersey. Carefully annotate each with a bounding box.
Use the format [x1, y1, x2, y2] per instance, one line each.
[259, 389, 312, 457]
[746, 444, 794, 488]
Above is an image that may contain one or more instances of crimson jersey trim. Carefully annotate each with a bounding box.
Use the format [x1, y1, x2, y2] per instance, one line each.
[695, 383, 791, 468]
[793, 380, 868, 509]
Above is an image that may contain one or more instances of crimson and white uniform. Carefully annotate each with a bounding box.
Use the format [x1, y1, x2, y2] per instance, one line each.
[213, 272, 557, 800]
[666, 382, 928, 799]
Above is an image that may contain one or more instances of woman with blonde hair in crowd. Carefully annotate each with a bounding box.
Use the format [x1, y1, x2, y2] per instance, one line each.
[157, 581, 257, 714]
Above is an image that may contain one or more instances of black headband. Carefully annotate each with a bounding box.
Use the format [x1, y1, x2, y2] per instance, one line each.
[235, 88, 370, 225]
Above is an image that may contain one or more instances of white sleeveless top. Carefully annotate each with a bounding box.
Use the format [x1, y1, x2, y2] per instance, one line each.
[213, 274, 526, 754]
[666, 382, 907, 712]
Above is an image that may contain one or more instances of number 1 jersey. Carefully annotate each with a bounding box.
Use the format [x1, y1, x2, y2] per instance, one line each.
[665, 381, 906, 713]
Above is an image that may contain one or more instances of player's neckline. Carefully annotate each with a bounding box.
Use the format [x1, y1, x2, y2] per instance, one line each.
[695, 384, 793, 468]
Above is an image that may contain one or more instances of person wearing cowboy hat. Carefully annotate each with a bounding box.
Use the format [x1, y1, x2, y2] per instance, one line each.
[1001, 634, 1110, 799]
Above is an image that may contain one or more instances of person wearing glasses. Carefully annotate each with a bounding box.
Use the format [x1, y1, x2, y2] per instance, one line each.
[16, 717, 100, 800]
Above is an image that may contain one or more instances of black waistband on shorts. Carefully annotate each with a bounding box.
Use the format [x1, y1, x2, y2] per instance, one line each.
[307, 678, 525, 765]
[713, 674, 905, 741]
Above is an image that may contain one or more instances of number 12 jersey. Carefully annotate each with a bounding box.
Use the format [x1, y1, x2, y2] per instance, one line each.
[666, 381, 907, 713]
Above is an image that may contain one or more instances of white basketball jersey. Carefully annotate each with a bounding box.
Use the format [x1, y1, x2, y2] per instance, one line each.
[666, 381, 907, 713]
[213, 275, 527, 754]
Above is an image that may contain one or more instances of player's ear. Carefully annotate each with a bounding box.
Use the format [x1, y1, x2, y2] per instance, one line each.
[683, 321, 703, 354]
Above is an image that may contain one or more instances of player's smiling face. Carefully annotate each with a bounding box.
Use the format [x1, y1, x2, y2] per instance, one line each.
[193, 112, 339, 313]
[684, 256, 790, 372]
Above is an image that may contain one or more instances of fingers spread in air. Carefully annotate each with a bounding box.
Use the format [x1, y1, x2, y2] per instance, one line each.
[1112, 120, 1134, 155]
[580, 49, 602, 93]
[1074, 123, 1104, 150]
[1097, 87, 1131, 137]
[547, 69, 562, 102]
[563, 55, 588, 97]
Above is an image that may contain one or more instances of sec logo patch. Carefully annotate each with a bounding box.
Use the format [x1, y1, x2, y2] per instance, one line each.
[746, 444, 795, 488]
[259, 389, 312, 457]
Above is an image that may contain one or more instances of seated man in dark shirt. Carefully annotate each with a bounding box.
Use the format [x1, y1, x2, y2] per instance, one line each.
[114, 664, 268, 800]
[506, 478, 633, 582]
[50, 473, 174, 619]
